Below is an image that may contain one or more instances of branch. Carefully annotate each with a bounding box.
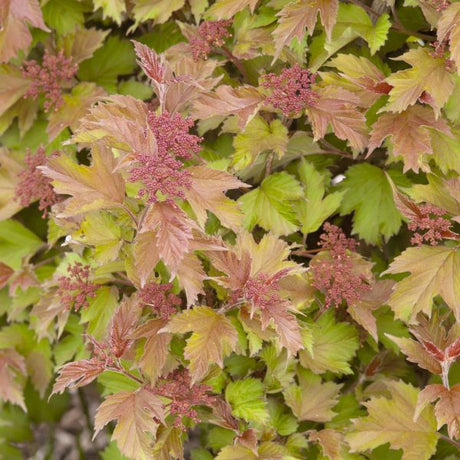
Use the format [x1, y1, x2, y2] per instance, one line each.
[440, 433, 460, 451]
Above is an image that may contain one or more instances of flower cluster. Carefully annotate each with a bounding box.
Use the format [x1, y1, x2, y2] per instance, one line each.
[155, 369, 215, 430]
[190, 20, 232, 61]
[56, 262, 97, 311]
[240, 271, 286, 310]
[21, 49, 78, 112]
[15, 147, 59, 217]
[138, 282, 181, 319]
[310, 223, 370, 309]
[261, 64, 318, 116]
[129, 111, 201, 203]
[408, 204, 453, 246]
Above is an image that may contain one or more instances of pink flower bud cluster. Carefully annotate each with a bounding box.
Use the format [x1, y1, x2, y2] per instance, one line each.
[240, 271, 285, 310]
[138, 282, 181, 319]
[129, 111, 202, 203]
[190, 20, 232, 61]
[155, 368, 215, 430]
[21, 49, 78, 112]
[15, 146, 59, 217]
[310, 223, 370, 309]
[261, 64, 318, 116]
[56, 262, 97, 311]
[408, 204, 453, 246]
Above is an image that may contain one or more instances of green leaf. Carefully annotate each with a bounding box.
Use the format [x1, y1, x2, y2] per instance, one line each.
[346, 380, 439, 460]
[78, 36, 136, 92]
[132, 0, 186, 26]
[80, 286, 119, 340]
[101, 441, 130, 460]
[138, 22, 184, 53]
[118, 80, 154, 101]
[299, 311, 359, 375]
[295, 160, 344, 235]
[93, 0, 127, 25]
[238, 172, 303, 236]
[73, 212, 123, 264]
[232, 115, 288, 171]
[97, 371, 141, 396]
[339, 164, 405, 244]
[0, 220, 42, 270]
[268, 399, 298, 436]
[225, 377, 269, 424]
[42, 0, 87, 35]
[366, 13, 392, 55]
[283, 370, 342, 423]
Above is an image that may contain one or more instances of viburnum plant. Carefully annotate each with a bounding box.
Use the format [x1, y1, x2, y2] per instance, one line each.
[1, 0, 460, 459]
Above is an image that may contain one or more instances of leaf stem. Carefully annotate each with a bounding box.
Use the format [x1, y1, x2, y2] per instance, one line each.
[218, 46, 250, 81]
[390, 5, 436, 42]
[120, 204, 139, 229]
[442, 360, 451, 390]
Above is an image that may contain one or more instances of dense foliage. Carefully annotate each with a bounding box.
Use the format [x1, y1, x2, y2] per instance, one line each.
[1, 0, 460, 458]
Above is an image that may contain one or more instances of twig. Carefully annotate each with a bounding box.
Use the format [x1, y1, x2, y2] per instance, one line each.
[440, 433, 460, 451]
[390, 5, 436, 42]
[77, 388, 93, 432]
[218, 46, 250, 81]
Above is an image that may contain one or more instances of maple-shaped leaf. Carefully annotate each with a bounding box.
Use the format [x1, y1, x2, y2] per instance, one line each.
[272, 0, 338, 61]
[184, 166, 248, 231]
[109, 295, 142, 359]
[438, 3, 460, 73]
[338, 164, 405, 244]
[93, 0, 126, 24]
[295, 159, 344, 235]
[225, 377, 269, 424]
[0, 0, 49, 63]
[0, 349, 26, 410]
[132, 319, 172, 383]
[51, 359, 105, 395]
[152, 425, 184, 460]
[0, 65, 30, 120]
[47, 82, 106, 140]
[384, 48, 454, 116]
[94, 387, 165, 460]
[70, 94, 150, 153]
[40, 146, 125, 217]
[415, 384, 460, 439]
[349, 279, 395, 342]
[161, 306, 238, 383]
[216, 441, 284, 460]
[386, 334, 442, 374]
[132, 0, 185, 26]
[0, 148, 23, 219]
[306, 85, 368, 151]
[299, 311, 359, 375]
[192, 85, 264, 129]
[175, 252, 207, 306]
[284, 370, 341, 422]
[58, 27, 110, 64]
[232, 115, 288, 171]
[321, 53, 391, 107]
[368, 105, 451, 173]
[238, 171, 303, 236]
[140, 202, 194, 276]
[308, 429, 348, 460]
[206, 0, 259, 19]
[346, 380, 439, 460]
[383, 246, 460, 323]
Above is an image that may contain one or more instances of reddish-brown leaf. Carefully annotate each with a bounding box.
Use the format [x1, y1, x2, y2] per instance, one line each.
[0, 348, 26, 410]
[132, 319, 172, 383]
[52, 359, 105, 395]
[306, 86, 368, 151]
[94, 387, 165, 460]
[192, 85, 264, 129]
[0, 262, 13, 289]
[272, 0, 338, 61]
[368, 105, 451, 172]
[415, 383, 460, 439]
[0, 0, 49, 63]
[109, 295, 142, 359]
